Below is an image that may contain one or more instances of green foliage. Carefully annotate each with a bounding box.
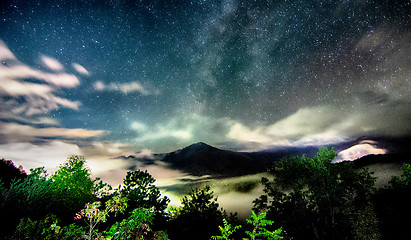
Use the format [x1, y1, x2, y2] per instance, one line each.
[254, 147, 379, 240]
[52, 156, 96, 207]
[0, 167, 56, 237]
[0, 158, 26, 188]
[12, 214, 84, 240]
[75, 195, 128, 240]
[119, 170, 170, 215]
[168, 185, 226, 240]
[7, 149, 406, 240]
[180, 185, 220, 214]
[349, 205, 381, 240]
[61, 223, 85, 240]
[12, 217, 38, 240]
[211, 219, 242, 240]
[106, 207, 169, 240]
[244, 211, 283, 240]
[389, 163, 411, 187]
[94, 177, 113, 198]
[373, 163, 411, 240]
[50, 155, 115, 224]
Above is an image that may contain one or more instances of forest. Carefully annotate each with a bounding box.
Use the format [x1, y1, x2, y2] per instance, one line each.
[1, 147, 411, 240]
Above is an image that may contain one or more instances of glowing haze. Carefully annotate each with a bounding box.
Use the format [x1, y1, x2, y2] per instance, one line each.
[0, 1, 409, 186]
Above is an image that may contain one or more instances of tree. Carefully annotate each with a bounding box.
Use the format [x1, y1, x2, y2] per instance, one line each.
[0, 167, 55, 239]
[254, 147, 379, 240]
[0, 158, 26, 188]
[167, 185, 226, 240]
[51, 156, 97, 221]
[388, 163, 411, 187]
[374, 163, 411, 239]
[211, 211, 283, 240]
[211, 219, 242, 240]
[52, 155, 95, 199]
[75, 195, 128, 240]
[244, 211, 283, 240]
[119, 170, 169, 213]
[105, 207, 169, 240]
[12, 214, 84, 240]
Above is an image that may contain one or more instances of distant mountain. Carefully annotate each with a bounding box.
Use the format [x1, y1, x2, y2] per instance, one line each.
[124, 142, 321, 177]
[124, 140, 411, 178]
[161, 142, 260, 177]
[352, 152, 411, 168]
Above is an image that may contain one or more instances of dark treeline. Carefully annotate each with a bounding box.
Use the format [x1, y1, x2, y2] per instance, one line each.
[1, 147, 411, 240]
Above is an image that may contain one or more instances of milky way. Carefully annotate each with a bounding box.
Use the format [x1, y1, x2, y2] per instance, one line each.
[0, 0, 410, 172]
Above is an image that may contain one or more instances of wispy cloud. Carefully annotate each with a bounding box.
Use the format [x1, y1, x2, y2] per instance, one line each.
[128, 97, 411, 153]
[0, 64, 80, 88]
[0, 141, 81, 171]
[227, 122, 291, 147]
[72, 63, 90, 75]
[0, 40, 104, 142]
[0, 40, 108, 181]
[130, 114, 232, 152]
[93, 80, 152, 95]
[0, 40, 81, 125]
[226, 96, 411, 150]
[40, 55, 65, 71]
[131, 119, 193, 143]
[0, 122, 103, 143]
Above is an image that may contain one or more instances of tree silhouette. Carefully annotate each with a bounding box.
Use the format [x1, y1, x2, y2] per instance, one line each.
[167, 185, 225, 240]
[254, 147, 379, 240]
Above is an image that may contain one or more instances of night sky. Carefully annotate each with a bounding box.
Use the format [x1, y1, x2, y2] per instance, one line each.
[0, 0, 410, 179]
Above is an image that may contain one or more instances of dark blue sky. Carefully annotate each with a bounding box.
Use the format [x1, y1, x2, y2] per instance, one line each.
[0, 0, 410, 173]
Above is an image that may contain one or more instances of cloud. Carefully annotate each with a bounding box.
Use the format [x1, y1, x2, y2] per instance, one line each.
[335, 140, 387, 162]
[0, 140, 131, 186]
[131, 119, 193, 144]
[0, 141, 81, 171]
[129, 110, 351, 153]
[128, 94, 411, 153]
[0, 64, 80, 88]
[0, 77, 54, 96]
[130, 114, 233, 152]
[86, 141, 133, 156]
[227, 99, 411, 150]
[0, 111, 59, 125]
[72, 63, 90, 75]
[223, 106, 352, 149]
[0, 122, 103, 143]
[0, 40, 17, 60]
[0, 40, 81, 126]
[0, 40, 108, 178]
[0, 41, 80, 90]
[266, 106, 342, 139]
[0, 139, 150, 187]
[227, 122, 290, 147]
[94, 80, 151, 95]
[77, 141, 183, 187]
[40, 55, 64, 71]
[94, 80, 105, 90]
[131, 121, 148, 133]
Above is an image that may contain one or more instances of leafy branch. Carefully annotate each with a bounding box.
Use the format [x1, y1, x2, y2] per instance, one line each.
[75, 195, 128, 240]
[244, 211, 283, 240]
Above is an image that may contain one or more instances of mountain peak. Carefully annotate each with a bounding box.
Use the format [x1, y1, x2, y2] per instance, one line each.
[188, 142, 213, 149]
[180, 142, 218, 154]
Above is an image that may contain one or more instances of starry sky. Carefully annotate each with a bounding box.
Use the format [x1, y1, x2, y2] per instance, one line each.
[0, 0, 410, 178]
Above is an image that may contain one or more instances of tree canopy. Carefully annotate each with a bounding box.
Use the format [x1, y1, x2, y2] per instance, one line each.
[1, 149, 411, 239]
[253, 147, 380, 240]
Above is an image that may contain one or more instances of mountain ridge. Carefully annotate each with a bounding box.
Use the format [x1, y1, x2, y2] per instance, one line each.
[125, 142, 321, 177]
[124, 140, 411, 178]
